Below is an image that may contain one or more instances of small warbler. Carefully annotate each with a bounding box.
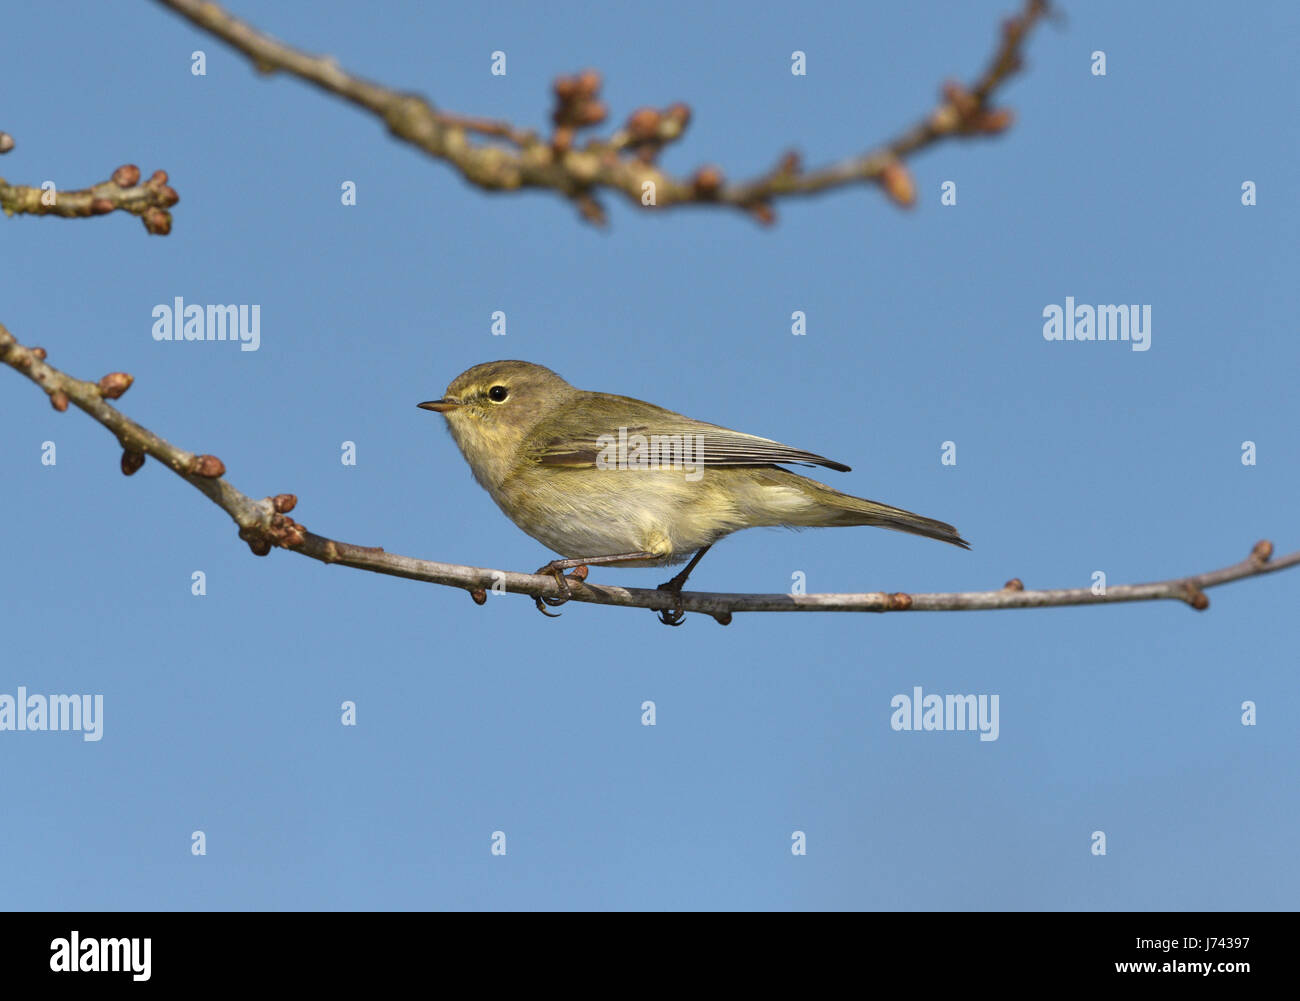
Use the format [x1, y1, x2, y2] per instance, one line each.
[420, 360, 968, 623]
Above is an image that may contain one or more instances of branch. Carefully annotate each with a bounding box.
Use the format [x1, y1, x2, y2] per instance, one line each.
[4, 321, 1296, 626]
[153, 0, 1051, 225]
[0, 157, 179, 234]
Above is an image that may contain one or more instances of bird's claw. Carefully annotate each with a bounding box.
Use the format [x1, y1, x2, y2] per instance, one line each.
[533, 562, 583, 617]
[534, 597, 563, 617]
[655, 582, 687, 626]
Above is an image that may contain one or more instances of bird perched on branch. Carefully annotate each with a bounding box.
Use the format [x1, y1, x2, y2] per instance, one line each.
[420, 360, 968, 624]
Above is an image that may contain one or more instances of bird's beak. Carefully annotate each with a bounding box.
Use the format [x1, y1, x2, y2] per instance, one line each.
[418, 398, 460, 414]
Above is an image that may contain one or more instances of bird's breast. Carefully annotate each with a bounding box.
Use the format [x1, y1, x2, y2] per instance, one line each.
[491, 467, 741, 565]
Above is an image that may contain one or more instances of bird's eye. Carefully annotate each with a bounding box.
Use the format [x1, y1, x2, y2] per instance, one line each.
[488, 385, 509, 402]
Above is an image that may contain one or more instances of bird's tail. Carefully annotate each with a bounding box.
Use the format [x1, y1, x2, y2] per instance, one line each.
[822, 492, 970, 549]
[737, 468, 971, 549]
[772, 473, 970, 549]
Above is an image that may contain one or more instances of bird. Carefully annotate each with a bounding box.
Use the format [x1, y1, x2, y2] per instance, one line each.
[420, 360, 968, 623]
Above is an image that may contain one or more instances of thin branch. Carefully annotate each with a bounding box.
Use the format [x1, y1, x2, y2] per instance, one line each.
[0, 160, 179, 234]
[152, 0, 1051, 225]
[4, 321, 1296, 626]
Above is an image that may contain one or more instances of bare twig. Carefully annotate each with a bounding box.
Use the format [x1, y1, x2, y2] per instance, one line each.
[4, 322, 1295, 625]
[0, 162, 179, 234]
[153, 0, 1051, 224]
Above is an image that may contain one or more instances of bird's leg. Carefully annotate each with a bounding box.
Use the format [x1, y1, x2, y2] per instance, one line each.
[533, 551, 662, 617]
[658, 545, 712, 593]
[655, 545, 712, 626]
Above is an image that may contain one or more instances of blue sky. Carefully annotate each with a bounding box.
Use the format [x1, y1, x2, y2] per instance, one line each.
[1, 0, 1295, 910]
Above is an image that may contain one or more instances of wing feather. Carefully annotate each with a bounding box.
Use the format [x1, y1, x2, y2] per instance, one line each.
[527, 393, 851, 472]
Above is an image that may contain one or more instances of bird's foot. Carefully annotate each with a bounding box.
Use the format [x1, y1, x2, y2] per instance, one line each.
[655, 579, 687, 627]
[652, 545, 712, 626]
[533, 561, 588, 618]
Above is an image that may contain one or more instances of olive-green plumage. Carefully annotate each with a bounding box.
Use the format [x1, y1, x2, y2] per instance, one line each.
[420, 360, 968, 568]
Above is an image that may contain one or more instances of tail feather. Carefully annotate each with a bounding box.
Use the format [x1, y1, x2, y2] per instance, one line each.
[829, 495, 970, 549]
[741, 468, 971, 549]
[795, 483, 969, 549]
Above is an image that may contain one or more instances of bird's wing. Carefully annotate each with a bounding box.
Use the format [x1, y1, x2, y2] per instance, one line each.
[527, 393, 852, 472]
